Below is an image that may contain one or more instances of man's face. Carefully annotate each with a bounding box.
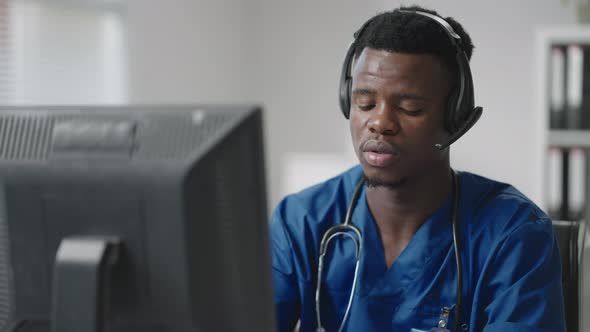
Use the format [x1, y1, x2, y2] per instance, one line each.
[349, 48, 452, 187]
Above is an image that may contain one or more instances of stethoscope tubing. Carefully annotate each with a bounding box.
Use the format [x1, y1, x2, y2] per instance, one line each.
[315, 179, 365, 332]
[451, 171, 462, 332]
[315, 171, 462, 332]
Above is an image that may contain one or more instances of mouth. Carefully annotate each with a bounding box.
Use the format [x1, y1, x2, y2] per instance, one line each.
[361, 140, 400, 167]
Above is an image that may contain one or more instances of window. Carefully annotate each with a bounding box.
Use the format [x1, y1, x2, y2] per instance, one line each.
[0, 0, 128, 105]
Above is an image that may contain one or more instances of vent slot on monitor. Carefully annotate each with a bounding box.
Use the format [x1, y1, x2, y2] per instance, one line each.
[135, 112, 240, 160]
[0, 115, 55, 161]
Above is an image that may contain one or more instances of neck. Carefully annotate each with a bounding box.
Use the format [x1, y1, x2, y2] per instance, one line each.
[366, 165, 453, 238]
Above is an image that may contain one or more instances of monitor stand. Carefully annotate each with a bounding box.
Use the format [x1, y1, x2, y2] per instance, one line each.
[51, 237, 120, 332]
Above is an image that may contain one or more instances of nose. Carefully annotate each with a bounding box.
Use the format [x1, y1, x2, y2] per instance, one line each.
[367, 105, 400, 136]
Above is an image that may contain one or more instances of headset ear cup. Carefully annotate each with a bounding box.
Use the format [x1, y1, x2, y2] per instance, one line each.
[345, 78, 352, 118]
[445, 90, 459, 133]
[455, 106, 482, 139]
[451, 51, 476, 133]
[339, 41, 357, 119]
[340, 77, 352, 119]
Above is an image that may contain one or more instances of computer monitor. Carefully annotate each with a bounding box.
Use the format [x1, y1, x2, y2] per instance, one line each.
[0, 105, 275, 332]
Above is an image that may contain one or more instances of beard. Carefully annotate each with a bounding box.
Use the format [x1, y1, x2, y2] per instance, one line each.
[363, 173, 407, 189]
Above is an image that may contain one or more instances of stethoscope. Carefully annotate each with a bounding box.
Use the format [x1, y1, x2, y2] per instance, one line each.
[315, 170, 463, 332]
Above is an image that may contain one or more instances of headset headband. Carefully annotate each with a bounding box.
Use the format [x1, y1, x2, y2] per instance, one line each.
[339, 9, 483, 150]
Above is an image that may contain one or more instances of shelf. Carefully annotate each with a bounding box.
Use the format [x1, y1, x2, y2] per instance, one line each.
[549, 130, 590, 148]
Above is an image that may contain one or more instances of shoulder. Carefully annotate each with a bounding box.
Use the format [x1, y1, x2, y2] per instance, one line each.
[271, 165, 363, 230]
[458, 171, 555, 276]
[458, 171, 552, 236]
[269, 165, 363, 277]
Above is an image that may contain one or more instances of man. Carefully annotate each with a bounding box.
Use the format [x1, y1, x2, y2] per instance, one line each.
[270, 6, 565, 332]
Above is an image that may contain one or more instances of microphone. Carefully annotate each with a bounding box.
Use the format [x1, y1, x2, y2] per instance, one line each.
[435, 107, 483, 150]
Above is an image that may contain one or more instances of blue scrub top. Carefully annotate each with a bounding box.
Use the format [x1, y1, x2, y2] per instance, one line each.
[270, 166, 565, 332]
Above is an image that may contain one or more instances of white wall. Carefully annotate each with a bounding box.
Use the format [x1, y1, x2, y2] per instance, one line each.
[124, 0, 579, 211]
[125, 0, 253, 104]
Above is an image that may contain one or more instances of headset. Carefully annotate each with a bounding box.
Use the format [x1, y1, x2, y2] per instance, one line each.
[338, 9, 484, 150]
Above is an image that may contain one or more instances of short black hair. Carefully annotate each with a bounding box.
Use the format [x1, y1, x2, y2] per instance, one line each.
[353, 5, 474, 77]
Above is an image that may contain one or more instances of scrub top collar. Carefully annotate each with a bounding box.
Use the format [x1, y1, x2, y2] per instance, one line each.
[351, 179, 455, 299]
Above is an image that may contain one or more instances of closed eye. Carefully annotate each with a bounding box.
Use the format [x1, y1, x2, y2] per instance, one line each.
[357, 104, 375, 111]
[399, 108, 424, 116]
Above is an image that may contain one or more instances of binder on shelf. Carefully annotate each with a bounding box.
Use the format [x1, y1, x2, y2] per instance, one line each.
[569, 147, 586, 220]
[548, 146, 573, 221]
[548, 147, 563, 219]
[566, 45, 584, 129]
[582, 45, 590, 129]
[550, 46, 566, 129]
